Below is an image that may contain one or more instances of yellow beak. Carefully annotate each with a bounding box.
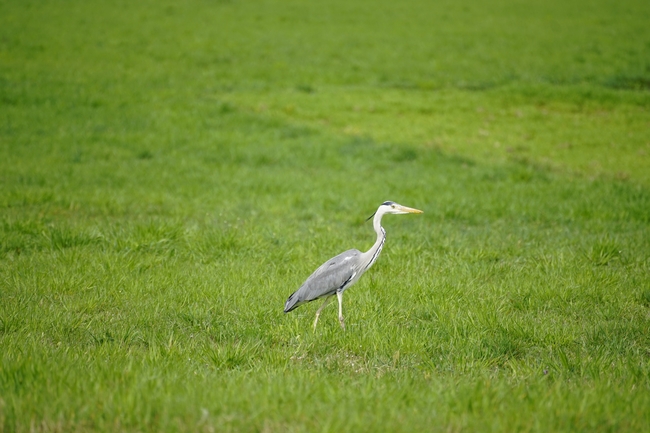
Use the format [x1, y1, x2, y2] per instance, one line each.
[398, 205, 424, 214]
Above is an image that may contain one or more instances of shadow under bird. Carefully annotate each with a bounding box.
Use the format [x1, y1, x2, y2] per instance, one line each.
[284, 201, 423, 330]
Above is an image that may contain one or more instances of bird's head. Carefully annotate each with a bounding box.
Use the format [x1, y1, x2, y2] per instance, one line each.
[381, 201, 423, 215]
[367, 201, 423, 221]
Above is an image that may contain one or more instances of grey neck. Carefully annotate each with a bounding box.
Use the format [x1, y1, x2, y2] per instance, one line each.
[362, 211, 387, 271]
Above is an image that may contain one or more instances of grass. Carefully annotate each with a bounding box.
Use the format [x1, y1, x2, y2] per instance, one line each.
[1, 0, 650, 431]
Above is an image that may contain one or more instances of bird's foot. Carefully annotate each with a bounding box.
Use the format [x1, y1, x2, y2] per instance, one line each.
[338, 316, 345, 330]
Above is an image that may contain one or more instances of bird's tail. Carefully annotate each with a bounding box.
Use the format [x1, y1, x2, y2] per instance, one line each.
[284, 291, 302, 313]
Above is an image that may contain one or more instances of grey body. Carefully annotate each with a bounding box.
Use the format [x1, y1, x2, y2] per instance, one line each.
[284, 248, 363, 313]
[283, 201, 422, 330]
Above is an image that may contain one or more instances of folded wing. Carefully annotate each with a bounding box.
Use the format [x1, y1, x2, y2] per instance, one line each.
[284, 249, 361, 313]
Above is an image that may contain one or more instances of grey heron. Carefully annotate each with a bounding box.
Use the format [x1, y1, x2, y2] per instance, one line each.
[284, 201, 423, 330]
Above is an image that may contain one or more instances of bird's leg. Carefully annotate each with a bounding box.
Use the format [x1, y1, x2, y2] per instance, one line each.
[337, 291, 345, 330]
[313, 295, 333, 331]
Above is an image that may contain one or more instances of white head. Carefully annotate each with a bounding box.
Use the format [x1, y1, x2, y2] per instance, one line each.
[367, 201, 423, 221]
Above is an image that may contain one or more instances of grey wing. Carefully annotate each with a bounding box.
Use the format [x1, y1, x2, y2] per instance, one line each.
[284, 249, 361, 313]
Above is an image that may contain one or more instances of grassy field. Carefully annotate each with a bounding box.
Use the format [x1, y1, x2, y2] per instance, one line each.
[1, 0, 650, 431]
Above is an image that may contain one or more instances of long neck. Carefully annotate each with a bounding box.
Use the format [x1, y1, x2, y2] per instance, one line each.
[362, 211, 386, 271]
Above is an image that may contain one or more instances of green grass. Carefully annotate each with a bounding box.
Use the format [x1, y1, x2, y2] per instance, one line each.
[1, 0, 650, 431]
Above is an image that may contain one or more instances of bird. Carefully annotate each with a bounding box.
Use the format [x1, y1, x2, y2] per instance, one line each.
[284, 201, 423, 330]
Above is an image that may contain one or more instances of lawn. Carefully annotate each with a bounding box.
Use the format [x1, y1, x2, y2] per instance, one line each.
[1, 0, 649, 431]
